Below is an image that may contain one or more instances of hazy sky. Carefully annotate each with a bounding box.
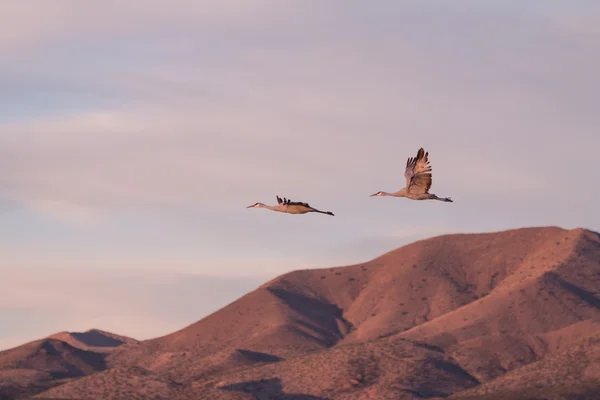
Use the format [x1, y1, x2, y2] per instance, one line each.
[1, 0, 599, 350]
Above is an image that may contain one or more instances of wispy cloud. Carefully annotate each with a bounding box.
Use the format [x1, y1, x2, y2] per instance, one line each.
[1, 1, 597, 231]
[0, 1, 288, 55]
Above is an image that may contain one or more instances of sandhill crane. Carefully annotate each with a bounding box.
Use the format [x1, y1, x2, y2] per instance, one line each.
[370, 147, 453, 202]
[247, 195, 335, 216]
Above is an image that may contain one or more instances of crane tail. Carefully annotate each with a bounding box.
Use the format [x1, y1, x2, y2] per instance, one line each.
[430, 194, 453, 203]
[314, 209, 335, 216]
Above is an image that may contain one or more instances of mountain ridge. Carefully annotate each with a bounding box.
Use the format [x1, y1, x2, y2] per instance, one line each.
[47, 329, 138, 353]
[2, 226, 599, 399]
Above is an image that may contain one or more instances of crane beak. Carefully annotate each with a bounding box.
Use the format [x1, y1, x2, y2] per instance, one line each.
[246, 204, 255, 208]
[369, 193, 379, 197]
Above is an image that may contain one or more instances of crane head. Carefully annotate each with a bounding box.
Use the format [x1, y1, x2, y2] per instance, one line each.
[369, 191, 383, 197]
[246, 202, 263, 208]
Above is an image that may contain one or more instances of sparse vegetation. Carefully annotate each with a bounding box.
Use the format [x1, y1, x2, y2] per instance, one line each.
[452, 380, 600, 400]
[3, 227, 600, 399]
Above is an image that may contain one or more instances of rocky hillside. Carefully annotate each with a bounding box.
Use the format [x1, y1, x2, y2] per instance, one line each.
[2, 226, 599, 399]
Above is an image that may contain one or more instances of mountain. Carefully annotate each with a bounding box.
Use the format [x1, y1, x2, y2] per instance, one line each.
[0, 329, 135, 399]
[0, 339, 106, 399]
[448, 331, 600, 399]
[3, 226, 599, 399]
[47, 329, 138, 353]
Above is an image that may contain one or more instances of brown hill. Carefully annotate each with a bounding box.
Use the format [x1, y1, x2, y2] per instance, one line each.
[109, 227, 600, 376]
[197, 335, 481, 400]
[35, 365, 251, 400]
[0, 338, 106, 398]
[8, 226, 600, 399]
[48, 329, 138, 353]
[41, 336, 481, 399]
[448, 331, 600, 399]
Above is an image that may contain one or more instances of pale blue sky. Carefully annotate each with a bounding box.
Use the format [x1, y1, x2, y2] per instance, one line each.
[1, 0, 599, 350]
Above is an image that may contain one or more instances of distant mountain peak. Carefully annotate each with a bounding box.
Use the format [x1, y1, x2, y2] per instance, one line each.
[47, 329, 138, 352]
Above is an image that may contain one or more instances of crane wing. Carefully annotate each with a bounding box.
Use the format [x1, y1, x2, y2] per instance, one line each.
[279, 195, 310, 208]
[287, 200, 311, 207]
[404, 148, 433, 194]
[408, 173, 432, 194]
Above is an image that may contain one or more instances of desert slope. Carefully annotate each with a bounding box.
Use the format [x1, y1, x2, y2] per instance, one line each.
[0, 329, 135, 399]
[394, 228, 600, 381]
[7, 226, 600, 399]
[0, 338, 106, 398]
[449, 331, 600, 399]
[98, 226, 600, 398]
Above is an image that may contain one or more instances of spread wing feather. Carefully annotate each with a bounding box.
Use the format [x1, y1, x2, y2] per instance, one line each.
[404, 148, 433, 194]
[278, 195, 311, 208]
